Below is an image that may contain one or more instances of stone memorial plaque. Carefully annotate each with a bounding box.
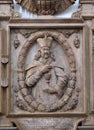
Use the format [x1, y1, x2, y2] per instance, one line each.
[0, 0, 94, 129]
[6, 19, 87, 117]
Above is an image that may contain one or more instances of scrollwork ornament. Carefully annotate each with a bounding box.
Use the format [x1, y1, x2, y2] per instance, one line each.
[58, 29, 78, 38]
[14, 33, 20, 49]
[1, 55, 9, 64]
[17, 31, 77, 112]
[10, 4, 21, 18]
[15, 0, 76, 15]
[73, 34, 80, 48]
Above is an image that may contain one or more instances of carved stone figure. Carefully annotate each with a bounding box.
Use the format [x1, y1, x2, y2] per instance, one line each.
[25, 35, 68, 107]
[17, 31, 77, 112]
[15, 0, 76, 15]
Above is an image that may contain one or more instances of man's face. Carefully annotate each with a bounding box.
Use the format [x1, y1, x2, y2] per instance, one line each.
[41, 47, 50, 59]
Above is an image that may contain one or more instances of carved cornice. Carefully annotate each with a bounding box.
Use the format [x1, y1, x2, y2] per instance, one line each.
[15, 0, 76, 15]
[9, 18, 84, 24]
[80, 0, 94, 4]
[0, 0, 13, 4]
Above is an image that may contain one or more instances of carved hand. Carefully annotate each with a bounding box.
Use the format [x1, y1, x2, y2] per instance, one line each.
[41, 65, 52, 74]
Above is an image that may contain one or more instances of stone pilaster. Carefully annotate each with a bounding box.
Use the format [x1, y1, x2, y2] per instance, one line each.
[80, 0, 94, 20]
[0, 0, 13, 18]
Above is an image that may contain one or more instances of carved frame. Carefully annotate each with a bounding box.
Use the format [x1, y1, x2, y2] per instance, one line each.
[90, 27, 94, 113]
[7, 19, 88, 117]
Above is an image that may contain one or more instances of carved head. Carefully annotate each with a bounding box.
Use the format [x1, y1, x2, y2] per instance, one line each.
[37, 36, 53, 59]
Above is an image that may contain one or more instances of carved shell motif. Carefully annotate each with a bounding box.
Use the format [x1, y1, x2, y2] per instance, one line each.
[15, 0, 76, 15]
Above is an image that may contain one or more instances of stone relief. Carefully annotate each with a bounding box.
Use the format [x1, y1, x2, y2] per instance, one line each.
[16, 30, 78, 113]
[18, 29, 79, 39]
[14, 32, 20, 49]
[19, 29, 38, 38]
[15, 0, 76, 15]
[0, 0, 93, 129]
[58, 29, 79, 38]
[73, 34, 80, 48]
[25, 35, 68, 99]
[72, 4, 82, 18]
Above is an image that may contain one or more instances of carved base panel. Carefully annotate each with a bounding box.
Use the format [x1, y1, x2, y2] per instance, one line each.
[6, 20, 87, 117]
[15, 117, 83, 130]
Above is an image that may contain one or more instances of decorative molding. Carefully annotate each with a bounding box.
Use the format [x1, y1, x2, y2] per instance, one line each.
[14, 33, 20, 49]
[64, 87, 81, 111]
[0, 0, 13, 4]
[19, 29, 38, 38]
[58, 29, 78, 38]
[0, 28, 4, 113]
[1, 55, 9, 64]
[72, 4, 82, 19]
[90, 30, 94, 113]
[80, 0, 94, 4]
[73, 34, 80, 48]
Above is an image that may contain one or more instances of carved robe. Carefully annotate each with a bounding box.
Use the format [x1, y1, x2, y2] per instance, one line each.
[25, 58, 68, 107]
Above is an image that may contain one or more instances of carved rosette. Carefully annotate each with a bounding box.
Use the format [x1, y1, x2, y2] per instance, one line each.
[17, 31, 76, 112]
[15, 0, 76, 15]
